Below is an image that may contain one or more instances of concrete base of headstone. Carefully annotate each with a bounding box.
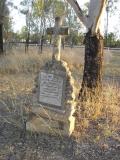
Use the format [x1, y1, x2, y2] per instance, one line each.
[27, 111, 75, 136]
[26, 60, 77, 136]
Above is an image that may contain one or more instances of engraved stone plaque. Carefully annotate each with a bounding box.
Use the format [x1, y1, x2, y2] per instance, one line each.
[39, 72, 64, 107]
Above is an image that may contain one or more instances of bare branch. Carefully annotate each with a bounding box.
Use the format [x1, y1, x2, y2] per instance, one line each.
[87, 0, 108, 35]
[66, 0, 108, 35]
[66, 0, 87, 27]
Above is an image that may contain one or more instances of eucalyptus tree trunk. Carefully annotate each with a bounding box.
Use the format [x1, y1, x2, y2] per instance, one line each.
[66, 0, 107, 100]
[79, 30, 104, 99]
[0, 23, 4, 54]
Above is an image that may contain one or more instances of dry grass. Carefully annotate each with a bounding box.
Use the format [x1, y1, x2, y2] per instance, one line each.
[75, 82, 120, 139]
[104, 50, 120, 77]
[0, 47, 120, 140]
[0, 47, 52, 74]
[61, 47, 84, 69]
[0, 46, 84, 74]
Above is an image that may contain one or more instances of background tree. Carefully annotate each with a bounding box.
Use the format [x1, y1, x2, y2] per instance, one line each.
[20, 0, 34, 52]
[0, 0, 7, 54]
[104, 32, 120, 47]
[3, 17, 13, 42]
[32, 0, 66, 52]
[0, 0, 15, 54]
[105, 0, 118, 46]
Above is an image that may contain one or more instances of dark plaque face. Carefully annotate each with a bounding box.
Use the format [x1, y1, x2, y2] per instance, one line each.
[39, 72, 64, 108]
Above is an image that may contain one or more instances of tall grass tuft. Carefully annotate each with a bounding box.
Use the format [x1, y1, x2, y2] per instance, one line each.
[76, 82, 120, 139]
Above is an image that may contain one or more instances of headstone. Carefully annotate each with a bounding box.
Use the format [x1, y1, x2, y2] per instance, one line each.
[26, 17, 76, 136]
[39, 71, 65, 108]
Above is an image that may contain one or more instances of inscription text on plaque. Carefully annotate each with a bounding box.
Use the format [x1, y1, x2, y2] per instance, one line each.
[39, 72, 64, 107]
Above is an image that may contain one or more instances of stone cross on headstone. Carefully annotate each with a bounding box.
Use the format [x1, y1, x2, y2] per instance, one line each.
[47, 16, 69, 61]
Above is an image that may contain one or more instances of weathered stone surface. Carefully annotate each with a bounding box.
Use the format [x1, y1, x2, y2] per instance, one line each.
[26, 60, 77, 136]
[28, 104, 75, 122]
[26, 114, 75, 136]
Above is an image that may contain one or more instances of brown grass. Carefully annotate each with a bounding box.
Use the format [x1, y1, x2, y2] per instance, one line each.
[0, 49, 52, 74]
[0, 47, 120, 140]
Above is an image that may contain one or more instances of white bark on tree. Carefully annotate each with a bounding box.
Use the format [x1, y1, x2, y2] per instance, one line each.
[66, 0, 107, 35]
[65, 0, 88, 26]
[89, 0, 107, 35]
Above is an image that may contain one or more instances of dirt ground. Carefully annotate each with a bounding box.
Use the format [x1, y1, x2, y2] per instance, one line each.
[0, 120, 120, 160]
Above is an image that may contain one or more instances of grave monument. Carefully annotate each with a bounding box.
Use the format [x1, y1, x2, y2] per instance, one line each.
[26, 17, 77, 136]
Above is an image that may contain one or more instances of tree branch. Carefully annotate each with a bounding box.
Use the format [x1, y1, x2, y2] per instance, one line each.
[66, 0, 108, 35]
[66, 0, 87, 27]
[92, 0, 108, 34]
